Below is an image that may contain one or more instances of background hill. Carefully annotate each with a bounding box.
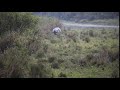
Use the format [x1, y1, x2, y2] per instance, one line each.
[33, 12, 119, 21]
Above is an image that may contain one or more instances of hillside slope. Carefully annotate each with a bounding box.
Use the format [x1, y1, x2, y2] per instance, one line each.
[34, 12, 119, 22]
[0, 12, 119, 78]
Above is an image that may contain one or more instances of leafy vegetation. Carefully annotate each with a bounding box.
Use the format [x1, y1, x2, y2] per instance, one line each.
[0, 12, 119, 78]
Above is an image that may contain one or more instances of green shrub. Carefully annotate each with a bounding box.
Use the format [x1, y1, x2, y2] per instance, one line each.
[75, 45, 82, 51]
[43, 44, 48, 53]
[79, 59, 87, 67]
[80, 34, 85, 40]
[30, 62, 51, 78]
[111, 61, 119, 78]
[36, 52, 45, 58]
[67, 32, 78, 42]
[84, 36, 90, 43]
[0, 31, 18, 53]
[71, 59, 79, 64]
[101, 29, 106, 34]
[58, 59, 64, 64]
[108, 48, 119, 62]
[0, 47, 30, 78]
[58, 72, 67, 78]
[86, 50, 110, 67]
[27, 40, 41, 55]
[89, 30, 94, 37]
[111, 68, 119, 78]
[48, 57, 56, 63]
[50, 38, 60, 44]
[0, 12, 39, 34]
[86, 54, 94, 61]
[51, 62, 59, 69]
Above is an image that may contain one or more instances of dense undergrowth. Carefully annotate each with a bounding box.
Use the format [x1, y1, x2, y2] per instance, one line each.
[0, 12, 119, 78]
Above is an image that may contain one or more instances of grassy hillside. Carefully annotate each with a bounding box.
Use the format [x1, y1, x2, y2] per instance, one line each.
[0, 12, 119, 78]
[49, 28, 119, 78]
[34, 12, 119, 21]
[79, 19, 119, 25]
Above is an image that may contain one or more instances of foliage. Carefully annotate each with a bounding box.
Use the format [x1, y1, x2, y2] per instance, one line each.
[0, 12, 119, 78]
[58, 72, 67, 78]
[0, 12, 39, 35]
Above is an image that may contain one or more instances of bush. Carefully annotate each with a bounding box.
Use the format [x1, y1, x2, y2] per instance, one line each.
[86, 49, 110, 67]
[71, 59, 79, 64]
[43, 44, 48, 53]
[48, 57, 56, 63]
[75, 45, 82, 51]
[111, 61, 119, 78]
[0, 46, 52, 78]
[30, 62, 51, 78]
[51, 62, 59, 69]
[0, 31, 18, 53]
[0, 12, 39, 34]
[58, 72, 67, 78]
[84, 36, 90, 43]
[0, 47, 30, 78]
[27, 40, 41, 55]
[111, 68, 119, 78]
[86, 54, 94, 61]
[89, 30, 94, 37]
[50, 38, 60, 44]
[36, 52, 45, 58]
[58, 59, 64, 64]
[67, 32, 78, 42]
[101, 29, 106, 34]
[79, 59, 87, 67]
[108, 49, 119, 62]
